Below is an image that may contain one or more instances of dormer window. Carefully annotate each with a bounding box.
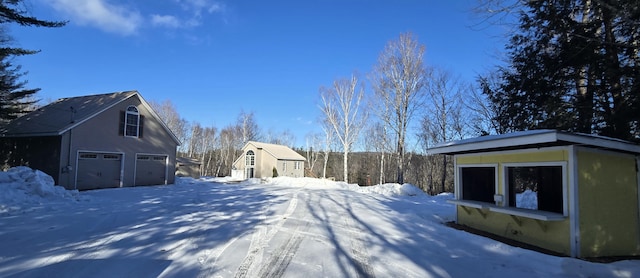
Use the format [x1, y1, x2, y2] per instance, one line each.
[124, 106, 140, 137]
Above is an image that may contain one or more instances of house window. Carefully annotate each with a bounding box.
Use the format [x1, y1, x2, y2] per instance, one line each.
[282, 161, 287, 172]
[103, 154, 120, 160]
[124, 106, 140, 137]
[460, 166, 496, 203]
[294, 161, 300, 170]
[506, 165, 564, 214]
[245, 150, 255, 166]
[79, 153, 98, 159]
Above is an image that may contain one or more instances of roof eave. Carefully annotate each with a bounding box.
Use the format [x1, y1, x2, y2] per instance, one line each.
[0, 131, 63, 138]
[428, 130, 640, 155]
[427, 131, 559, 155]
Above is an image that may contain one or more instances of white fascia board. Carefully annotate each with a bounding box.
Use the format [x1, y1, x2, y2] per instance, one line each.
[428, 131, 559, 155]
[556, 132, 640, 154]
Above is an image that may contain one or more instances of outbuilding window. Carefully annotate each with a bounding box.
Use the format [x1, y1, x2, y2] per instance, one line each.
[459, 166, 496, 203]
[124, 106, 140, 137]
[505, 164, 564, 214]
[245, 150, 255, 166]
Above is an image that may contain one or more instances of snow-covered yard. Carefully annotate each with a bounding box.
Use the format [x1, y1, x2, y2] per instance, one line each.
[1, 167, 639, 277]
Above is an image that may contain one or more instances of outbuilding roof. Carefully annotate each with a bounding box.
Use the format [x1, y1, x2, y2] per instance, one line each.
[0, 90, 181, 145]
[245, 141, 305, 161]
[427, 129, 640, 155]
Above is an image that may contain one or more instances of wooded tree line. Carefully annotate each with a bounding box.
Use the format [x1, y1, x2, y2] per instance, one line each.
[478, 0, 640, 141]
[149, 101, 297, 177]
[3, 1, 638, 195]
[303, 150, 454, 194]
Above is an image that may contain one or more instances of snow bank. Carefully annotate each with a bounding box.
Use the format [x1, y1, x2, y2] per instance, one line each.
[0, 166, 80, 214]
[516, 189, 538, 210]
[357, 183, 426, 197]
[261, 177, 429, 198]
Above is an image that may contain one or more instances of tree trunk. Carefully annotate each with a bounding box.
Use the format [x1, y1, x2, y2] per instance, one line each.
[379, 151, 385, 185]
[440, 154, 447, 193]
[322, 151, 329, 179]
[343, 150, 349, 182]
[396, 140, 404, 184]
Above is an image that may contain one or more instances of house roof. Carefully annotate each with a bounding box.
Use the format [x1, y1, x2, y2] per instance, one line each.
[427, 129, 640, 155]
[0, 90, 181, 145]
[245, 141, 305, 161]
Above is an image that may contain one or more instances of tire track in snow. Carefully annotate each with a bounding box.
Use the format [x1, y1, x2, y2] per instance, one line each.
[233, 189, 302, 278]
[341, 199, 376, 278]
[255, 220, 310, 278]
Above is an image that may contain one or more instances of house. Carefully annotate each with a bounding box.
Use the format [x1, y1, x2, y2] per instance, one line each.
[176, 157, 201, 178]
[428, 130, 640, 258]
[232, 141, 305, 179]
[0, 90, 180, 190]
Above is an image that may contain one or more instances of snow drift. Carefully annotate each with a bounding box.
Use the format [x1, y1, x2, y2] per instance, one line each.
[0, 166, 81, 214]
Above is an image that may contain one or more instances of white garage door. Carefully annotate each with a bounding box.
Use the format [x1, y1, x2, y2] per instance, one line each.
[76, 152, 122, 190]
[135, 154, 167, 186]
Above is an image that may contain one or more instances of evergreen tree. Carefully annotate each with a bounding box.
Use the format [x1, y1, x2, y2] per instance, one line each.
[0, 0, 65, 123]
[481, 0, 640, 141]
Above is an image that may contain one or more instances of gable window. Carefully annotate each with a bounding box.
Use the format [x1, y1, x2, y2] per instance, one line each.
[124, 106, 140, 137]
[459, 166, 496, 203]
[505, 164, 564, 214]
[245, 150, 255, 166]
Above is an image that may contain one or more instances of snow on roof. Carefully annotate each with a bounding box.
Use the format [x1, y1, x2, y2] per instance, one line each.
[428, 129, 640, 155]
[246, 141, 305, 161]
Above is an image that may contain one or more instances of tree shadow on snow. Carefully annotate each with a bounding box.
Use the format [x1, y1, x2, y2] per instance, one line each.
[0, 181, 286, 277]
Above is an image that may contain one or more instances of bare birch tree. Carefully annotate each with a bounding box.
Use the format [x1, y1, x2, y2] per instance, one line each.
[188, 122, 203, 158]
[364, 121, 392, 185]
[265, 128, 296, 147]
[320, 119, 334, 179]
[370, 32, 428, 184]
[200, 126, 217, 176]
[148, 99, 189, 153]
[469, 73, 501, 135]
[212, 123, 243, 177]
[237, 111, 261, 145]
[304, 132, 323, 177]
[319, 75, 367, 182]
[420, 68, 467, 192]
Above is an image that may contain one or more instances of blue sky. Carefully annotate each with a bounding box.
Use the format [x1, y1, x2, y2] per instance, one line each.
[12, 0, 505, 148]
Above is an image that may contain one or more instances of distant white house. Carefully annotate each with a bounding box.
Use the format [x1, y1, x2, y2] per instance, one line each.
[232, 141, 305, 179]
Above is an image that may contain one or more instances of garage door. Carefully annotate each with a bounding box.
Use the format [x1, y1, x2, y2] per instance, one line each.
[76, 152, 122, 190]
[135, 154, 167, 186]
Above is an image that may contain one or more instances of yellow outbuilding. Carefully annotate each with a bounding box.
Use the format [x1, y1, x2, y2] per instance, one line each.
[428, 130, 640, 258]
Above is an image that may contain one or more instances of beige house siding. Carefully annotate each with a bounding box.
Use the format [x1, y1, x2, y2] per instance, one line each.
[233, 141, 305, 179]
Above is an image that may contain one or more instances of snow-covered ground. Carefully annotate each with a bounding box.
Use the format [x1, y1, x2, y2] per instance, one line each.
[1, 167, 639, 277]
